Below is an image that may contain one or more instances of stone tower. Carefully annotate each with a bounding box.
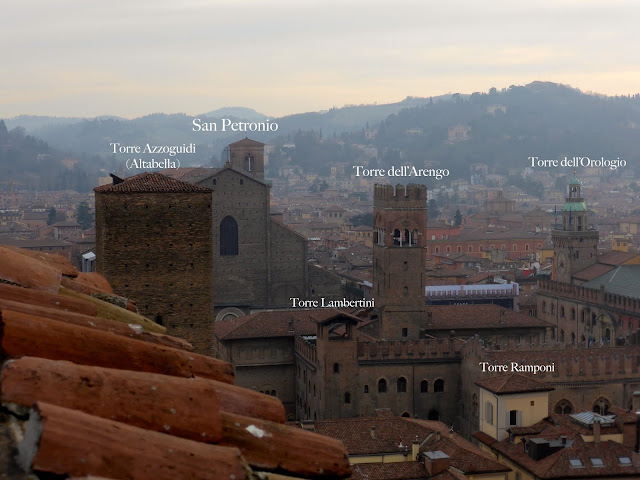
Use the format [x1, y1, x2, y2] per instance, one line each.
[551, 173, 598, 283]
[228, 137, 265, 180]
[94, 172, 214, 354]
[373, 183, 427, 340]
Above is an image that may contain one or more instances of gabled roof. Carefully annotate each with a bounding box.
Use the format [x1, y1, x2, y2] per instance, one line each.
[475, 373, 553, 395]
[94, 172, 212, 193]
[163, 167, 220, 183]
[229, 137, 265, 148]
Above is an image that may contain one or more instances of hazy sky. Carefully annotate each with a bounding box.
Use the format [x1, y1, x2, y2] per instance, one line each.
[2, 0, 639, 119]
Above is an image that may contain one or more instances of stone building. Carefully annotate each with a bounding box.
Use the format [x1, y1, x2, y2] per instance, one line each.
[94, 172, 214, 353]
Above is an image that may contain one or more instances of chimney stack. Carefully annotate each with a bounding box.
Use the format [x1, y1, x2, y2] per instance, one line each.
[593, 418, 601, 444]
[412, 436, 419, 460]
[422, 451, 450, 476]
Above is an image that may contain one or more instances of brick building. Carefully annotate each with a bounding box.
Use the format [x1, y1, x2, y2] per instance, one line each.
[94, 172, 214, 353]
[426, 227, 546, 262]
[166, 138, 314, 322]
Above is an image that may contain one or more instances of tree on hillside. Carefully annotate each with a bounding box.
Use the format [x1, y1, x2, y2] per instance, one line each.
[454, 209, 462, 226]
[76, 202, 93, 230]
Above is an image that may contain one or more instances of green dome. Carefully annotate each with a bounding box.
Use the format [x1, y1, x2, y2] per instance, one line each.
[569, 175, 581, 185]
[563, 202, 587, 212]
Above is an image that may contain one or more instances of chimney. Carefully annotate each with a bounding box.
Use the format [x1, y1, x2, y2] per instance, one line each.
[288, 317, 294, 333]
[500, 309, 505, 325]
[412, 436, 419, 460]
[370, 426, 376, 439]
[436, 431, 440, 441]
[449, 425, 454, 439]
[422, 451, 450, 476]
[593, 418, 601, 444]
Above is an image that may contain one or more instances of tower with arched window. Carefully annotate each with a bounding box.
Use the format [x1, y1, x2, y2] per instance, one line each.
[373, 184, 427, 340]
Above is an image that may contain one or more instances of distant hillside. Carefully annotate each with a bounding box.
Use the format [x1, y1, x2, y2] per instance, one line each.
[4, 83, 640, 182]
[198, 107, 268, 121]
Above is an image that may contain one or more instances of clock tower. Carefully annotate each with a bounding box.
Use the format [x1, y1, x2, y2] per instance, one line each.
[551, 173, 598, 283]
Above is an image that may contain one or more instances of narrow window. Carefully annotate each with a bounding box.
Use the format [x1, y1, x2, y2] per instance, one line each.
[220, 216, 238, 255]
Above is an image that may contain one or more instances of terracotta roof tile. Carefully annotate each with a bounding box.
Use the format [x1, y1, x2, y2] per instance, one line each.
[0, 309, 234, 383]
[18, 402, 247, 480]
[0, 246, 61, 293]
[2, 246, 78, 277]
[475, 373, 553, 394]
[93, 172, 213, 193]
[0, 300, 189, 350]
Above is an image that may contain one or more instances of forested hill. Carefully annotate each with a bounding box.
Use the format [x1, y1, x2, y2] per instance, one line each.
[368, 82, 640, 179]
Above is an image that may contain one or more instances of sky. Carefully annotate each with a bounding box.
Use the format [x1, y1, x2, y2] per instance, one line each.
[2, 0, 639, 119]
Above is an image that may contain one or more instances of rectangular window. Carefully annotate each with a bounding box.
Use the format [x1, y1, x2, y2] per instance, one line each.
[508, 410, 523, 426]
[401, 328, 408, 337]
[485, 402, 494, 425]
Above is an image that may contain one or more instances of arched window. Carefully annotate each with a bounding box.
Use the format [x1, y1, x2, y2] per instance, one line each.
[397, 377, 407, 393]
[344, 392, 351, 404]
[593, 398, 610, 415]
[542, 301, 547, 314]
[554, 399, 573, 415]
[154, 314, 164, 326]
[434, 379, 444, 393]
[560, 306, 565, 318]
[378, 378, 387, 393]
[333, 363, 340, 374]
[571, 308, 576, 321]
[393, 229, 401, 246]
[420, 380, 428, 393]
[364, 385, 369, 393]
[220, 216, 238, 256]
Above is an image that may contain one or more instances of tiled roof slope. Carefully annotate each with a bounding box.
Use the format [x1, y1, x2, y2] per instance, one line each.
[93, 172, 213, 193]
[0, 247, 350, 480]
[475, 373, 553, 394]
[315, 416, 509, 476]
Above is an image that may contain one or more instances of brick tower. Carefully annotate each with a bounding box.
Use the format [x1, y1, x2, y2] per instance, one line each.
[551, 173, 598, 283]
[373, 183, 427, 340]
[228, 137, 265, 180]
[94, 172, 214, 354]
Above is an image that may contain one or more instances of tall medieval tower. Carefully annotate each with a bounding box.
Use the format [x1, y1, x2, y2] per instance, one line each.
[94, 172, 214, 354]
[551, 173, 598, 283]
[373, 183, 427, 340]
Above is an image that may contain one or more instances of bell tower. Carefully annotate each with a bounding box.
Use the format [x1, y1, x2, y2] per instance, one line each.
[373, 183, 427, 340]
[227, 137, 265, 179]
[551, 173, 598, 283]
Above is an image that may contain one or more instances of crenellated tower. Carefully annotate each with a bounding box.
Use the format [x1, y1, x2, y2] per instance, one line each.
[373, 183, 427, 340]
